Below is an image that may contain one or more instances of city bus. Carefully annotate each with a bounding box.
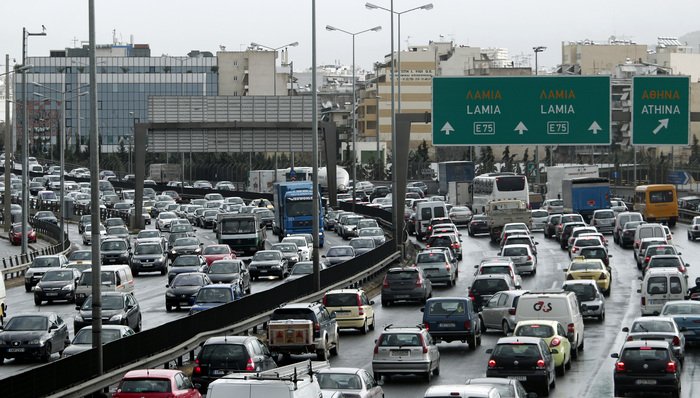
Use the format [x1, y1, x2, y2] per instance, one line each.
[471, 172, 530, 214]
[633, 184, 679, 226]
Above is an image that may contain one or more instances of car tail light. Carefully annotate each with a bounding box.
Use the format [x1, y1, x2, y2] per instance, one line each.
[527, 256, 532, 261]
[445, 262, 451, 271]
[567, 323, 575, 334]
[672, 336, 680, 346]
[373, 336, 382, 354]
[615, 361, 625, 372]
[314, 322, 320, 331]
[566, 274, 574, 280]
[508, 308, 516, 316]
[627, 336, 633, 341]
[641, 296, 646, 306]
[666, 361, 677, 373]
[419, 334, 428, 353]
[599, 273, 607, 280]
[245, 357, 255, 371]
[469, 291, 476, 301]
[572, 247, 578, 253]
[426, 244, 431, 248]
[488, 359, 496, 368]
[193, 365, 201, 375]
[383, 276, 389, 288]
[322, 296, 327, 305]
[357, 295, 364, 315]
[645, 256, 650, 264]
[463, 320, 471, 330]
[536, 359, 546, 369]
[550, 338, 561, 347]
[678, 264, 686, 273]
[415, 277, 423, 288]
[423, 321, 430, 331]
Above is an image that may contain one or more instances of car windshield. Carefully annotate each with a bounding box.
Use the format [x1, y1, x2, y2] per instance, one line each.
[175, 238, 199, 247]
[532, 210, 548, 218]
[203, 246, 229, 255]
[493, 343, 540, 358]
[135, 244, 161, 255]
[83, 295, 125, 311]
[221, 219, 255, 234]
[118, 379, 171, 393]
[515, 324, 555, 338]
[317, 373, 363, 390]
[196, 288, 233, 303]
[631, 320, 675, 333]
[564, 283, 597, 301]
[204, 210, 218, 217]
[290, 263, 313, 275]
[350, 239, 373, 249]
[32, 257, 60, 268]
[73, 328, 123, 345]
[159, 213, 177, 219]
[172, 274, 205, 287]
[138, 231, 160, 239]
[328, 247, 354, 257]
[427, 300, 465, 315]
[102, 240, 127, 251]
[253, 252, 281, 261]
[648, 258, 681, 268]
[570, 261, 603, 271]
[172, 256, 200, 267]
[78, 271, 116, 286]
[662, 303, 700, 315]
[69, 251, 91, 261]
[4, 316, 48, 331]
[209, 261, 240, 274]
[41, 270, 74, 282]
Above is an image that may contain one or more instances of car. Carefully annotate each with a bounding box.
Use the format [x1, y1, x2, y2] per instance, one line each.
[614, 211, 644, 245]
[559, 222, 587, 249]
[0, 313, 70, 363]
[372, 324, 440, 382]
[501, 234, 538, 255]
[130, 241, 168, 276]
[201, 244, 234, 266]
[33, 210, 58, 225]
[168, 255, 208, 283]
[113, 369, 202, 398]
[486, 337, 557, 397]
[421, 297, 481, 349]
[338, 215, 364, 240]
[541, 199, 564, 214]
[24, 254, 69, 292]
[448, 206, 472, 226]
[33, 267, 81, 305]
[464, 377, 536, 398]
[323, 288, 376, 334]
[197, 209, 219, 229]
[191, 335, 277, 392]
[562, 279, 606, 320]
[369, 186, 391, 201]
[317, 367, 383, 398]
[589, 209, 616, 233]
[569, 236, 606, 258]
[636, 237, 669, 269]
[474, 258, 522, 288]
[688, 216, 700, 241]
[322, 246, 356, 267]
[429, 223, 462, 241]
[169, 236, 203, 260]
[660, 301, 700, 344]
[619, 220, 645, 248]
[248, 250, 289, 280]
[611, 340, 681, 398]
[188, 283, 243, 315]
[565, 257, 611, 296]
[530, 209, 549, 231]
[106, 225, 130, 242]
[269, 242, 301, 266]
[415, 249, 458, 286]
[641, 244, 682, 271]
[63, 325, 135, 357]
[468, 274, 517, 312]
[206, 259, 251, 294]
[104, 217, 126, 228]
[610, 199, 628, 214]
[622, 316, 685, 364]
[513, 320, 572, 376]
[82, 223, 107, 245]
[156, 211, 178, 231]
[357, 227, 386, 247]
[381, 267, 432, 306]
[348, 237, 376, 256]
[500, 223, 531, 241]
[165, 272, 212, 312]
[285, 261, 326, 283]
[100, 237, 131, 266]
[253, 208, 275, 229]
[9, 223, 36, 245]
[74, 291, 142, 333]
[643, 254, 689, 277]
[134, 229, 167, 250]
[67, 249, 92, 265]
[555, 214, 585, 242]
[478, 290, 529, 336]
[426, 233, 462, 260]
[282, 236, 311, 261]
[499, 244, 537, 275]
[566, 226, 598, 249]
[468, 214, 489, 236]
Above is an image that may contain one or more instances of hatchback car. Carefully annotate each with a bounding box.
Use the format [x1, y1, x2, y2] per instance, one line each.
[317, 367, 383, 398]
[248, 250, 288, 279]
[113, 369, 201, 398]
[611, 340, 681, 398]
[358, 227, 386, 246]
[500, 244, 537, 275]
[468, 214, 489, 236]
[426, 233, 462, 260]
[63, 324, 135, 357]
[269, 242, 301, 266]
[323, 289, 376, 334]
[590, 209, 616, 233]
[74, 291, 142, 332]
[188, 284, 243, 315]
[530, 209, 549, 231]
[349, 237, 376, 256]
[372, 324, 440, 382]
[82, 223, 107, 245]
[622, 316, 685, 364]
[381, 267, 432, 306]
[165, 272, 212, 312]
[486, 336, 556, 397]
[688, 216, 700, 241]
[468, 274, 517, 312]
[33, 267, 81, 305]
[415, 249, 457, 286]
[562, 280, 606, 321]
[0, 313, 70, 363]
[9, 223, 37, 245]
[513, 320, 571, 376]
[322, 246, 356, 267]
[479, 290, 529, 336]
[474, 258, 522, 288]
[421, 297, 481, 349]
[464, 377, 535, 398]
[168, 255, 208, 283]
[543, 214, 562, 239]
[206, 259, 251, 294]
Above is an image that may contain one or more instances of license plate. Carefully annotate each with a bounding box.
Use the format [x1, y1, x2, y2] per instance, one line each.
[636, 379, 657, 385]
[142, 263, 152, 267]
[335, 310, 350, 313]
[260, 270, 268, 274]
[508, 376, 526, 381]
[211, 369, 226, 376]
[648, 299, 665, 304]
[439, 322, 455, 328]
[46, 293, 58, 297]
[8, 348, 25, 353]
[395, 295, 409, 299]
[390, 350, 409, 357]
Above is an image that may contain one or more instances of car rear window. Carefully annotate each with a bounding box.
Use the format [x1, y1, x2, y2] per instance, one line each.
[647, 277, 668, 294]
[480, 265, 511, 275]
[427, 300, 465, 315]
[378, 333, 422, 346]
[324, 293, 358, 307]
[631, 320, 675, 333]
[563, 283, 597, 301]
[119, 378, 172, 393]
[472, 278, 509, 293]
[595, 211, 614, 219]
[199, 344, 249, 368]
[270, 308, 315, 321]
[648, 257, 681, 268]
[417, 253, 446, 263]
[503, 247, 528, 257]
[532, 210, 548, 218]
[621, 347, 670, 362]
[493, 343, 540, 359]
[515, 324, 554, 338]
[387, 270, 418, 281]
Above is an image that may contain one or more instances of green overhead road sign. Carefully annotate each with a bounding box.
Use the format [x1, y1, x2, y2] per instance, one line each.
[432, 76, 611, 146]
[632, 76, 690, 145]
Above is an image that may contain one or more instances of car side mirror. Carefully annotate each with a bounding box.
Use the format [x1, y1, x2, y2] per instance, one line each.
[75, 306, 81, 310]
[420, 308, 424, 312]
[610, 353, 619, 359]
[369, 300, 375, 305]
[322, 255, 326, 258]
[622, 327, 629, 332]
[485, 348, 493, 354]
[535, 242, 539, 245]
[49, 324, 58, 330]
[687, 263, 691, 267]
[165, 284, 169, 288]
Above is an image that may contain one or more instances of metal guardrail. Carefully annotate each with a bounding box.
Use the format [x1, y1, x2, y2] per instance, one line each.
[0, 220, 71, 281]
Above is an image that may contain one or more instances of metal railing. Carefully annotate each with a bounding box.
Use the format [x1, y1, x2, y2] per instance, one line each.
[1, 219, 71, 280]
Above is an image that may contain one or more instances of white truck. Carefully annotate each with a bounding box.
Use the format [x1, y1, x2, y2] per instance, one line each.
[206, 360, 329, 398]
[248, 170, 277, 193]
[447, 181, 471, 206]
[545, 165, 599, 201]
[486, 199, 532, 242]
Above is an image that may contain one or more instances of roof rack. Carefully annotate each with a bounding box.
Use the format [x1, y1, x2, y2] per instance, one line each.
[222, 360, 329, 389]
[383, 324, 424, 330]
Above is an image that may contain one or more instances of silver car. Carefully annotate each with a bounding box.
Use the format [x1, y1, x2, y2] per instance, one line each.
[317, 367, 383, 398]
[562, 280, 605, 321]
[478, 290, 529, 335]
[372, 325, 440, 381]
[500, 244, 537, 274]
[622, 316, 685, 363]
[530, 209, 549, 231]
[358, 227, 386, 246]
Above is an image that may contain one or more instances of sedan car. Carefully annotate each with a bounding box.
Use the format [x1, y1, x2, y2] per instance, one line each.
[358, 227, 386, 246]
[622, 316, 685, 364]
[349, 237, 376, 256]
[464, 378, 534, 398]
[530, 209, 549, 231]
[317, 367, 384, 398]
[206, 259, 251, 294]
[688, 216, 700, 241]
[33, 267, 81, 305]
[201, 244, 234, 266]
[323, 246, 356, 267]
[63, 325, 135, 357]
[9, 223, 36, 245]
[165, 272, 212, 312]
[74, 292, 142, 333]
[168, 255, 208, 283]
[133, 229, 167, 250]
[188, 284, 243, 315]
[82, 223, 107, 245]
[33, 210, 58, 225]
[113, 369, 201, 398]
[0, 313, 70, 363]
[248, 250, 289, 280]
[660, 301, 700, 344]
[169, 237, 203, 260]
[285, 261, 327, 283]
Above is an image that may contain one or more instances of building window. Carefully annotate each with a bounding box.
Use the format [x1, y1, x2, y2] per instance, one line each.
[234, 75, 237, 81]
[66, 118, 72, 128]
[98, 100, 102, 110]
[65, 101, 72, 110]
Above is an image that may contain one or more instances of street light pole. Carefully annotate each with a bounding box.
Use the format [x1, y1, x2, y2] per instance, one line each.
[533, 46, 546, 189]
[325, 25, 381, 212]
[250, 41, 299, 96]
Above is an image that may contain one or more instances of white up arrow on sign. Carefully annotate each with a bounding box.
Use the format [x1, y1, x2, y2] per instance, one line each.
[440, 122, 455, 135]
[588, 121, 602, 134]
[514, 121, 528, 135]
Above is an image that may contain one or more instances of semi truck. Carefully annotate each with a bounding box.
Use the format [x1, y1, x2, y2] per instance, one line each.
[545, 165, 599, 201]
[561, 177, 611, 223]
[486, 199, 532, 242]
[247, 170, 277, 193]
[438, 161, 475, 196]
[272, 181, 324, 246]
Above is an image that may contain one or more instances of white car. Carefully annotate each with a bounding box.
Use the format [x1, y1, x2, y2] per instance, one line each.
[156, 211, 178, 231]
[530, 209, 549, 231]
[82, 223, 107, 245]
[282, 236, 311, 261]
[317, 367, 383, 398]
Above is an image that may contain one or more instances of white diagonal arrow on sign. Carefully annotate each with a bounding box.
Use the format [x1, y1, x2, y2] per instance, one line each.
[652, 118, 669, 135]
[514, 121, 528, 135]
[588, 121, 602, 135]
[441, 122, 455, 135]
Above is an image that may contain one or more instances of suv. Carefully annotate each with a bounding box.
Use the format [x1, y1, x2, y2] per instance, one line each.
[100, 238, 131, 266]
[611, 340, 681, 398]
[24, 254, 69, 292]
[688, 216, 700, 241]
[468, 274, 517, 312]
[555, 214, 584, 241]
[543, 214, 562, 239]
[421, 297, 481, 349]
[130, 242, 168, 275]
[323, 289, 375, 334]
[486, 336, 557, 397]
[381, 267, 432, 306]
[426, 233, 462, 260]
[415, 249, 457, 286]
[372, 324, 440, 382]
[192, 335, 277, 392]
[268, 302, 339, 360]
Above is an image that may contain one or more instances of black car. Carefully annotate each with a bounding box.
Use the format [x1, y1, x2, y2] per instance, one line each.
[621, 220, 645, 248]
[192, 335, 278, 392]
[130, 241, 168, 276]
[381, 267, 432, 306]
[198, 209, 219, 229]
[74, 292, 142, 333]
[169, 237, 203, 260]
[0, 313, 70, 363]
[468, 274, 516, 312]
[168, 254, 208, 283]
[611, 340, 681, 398]
[34, 210, 58, 225]
[543, 214, 562, 239]
[254, 209, 275, 229]
[370, 186, 391, 202]
[249, 250, 288, 280]
[468, 214, 489, 236]
[207, 259, 251, 294]
[269, 243, 301, 266]
[33, 268, 81, 305]
[165, 272, 212, 312]
[322, 246, 356, 267]
[486, 336, 557, 397]
[100, 238, 131, 265]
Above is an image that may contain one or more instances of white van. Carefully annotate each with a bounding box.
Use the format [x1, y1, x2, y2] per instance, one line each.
[207, 361, 327, 398]
[74, 264, 135, 306]
[415, 201, 448, 241]
[424, 385, 501, 398]
[639, 268, 688, 316]
[633, 223, 665, 254]
[515, 291, 584, 358]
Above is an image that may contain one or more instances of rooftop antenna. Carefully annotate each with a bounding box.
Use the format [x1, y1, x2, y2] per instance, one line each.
[219, 45, 226, 51]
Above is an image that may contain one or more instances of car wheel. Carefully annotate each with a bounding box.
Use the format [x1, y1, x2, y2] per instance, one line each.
[382, 299, 389, 307]
[502, 320, 511, 336]
[480, 316, 487, 333]
[25, 284, 31, 293]
[556, 362, 566, 376]
[598, 310, 605, 322]
[42, 343, 52, 363]
[424, 370, 432, 382]
[432, 364, 440, 376]
[467, 335, 476, 350]
[166, 303, 172, 312]
[135, 316, 142, 332]
[34, 296, 41, 306]
[369, 316, 375, 331]
[330, 337, 339, 356]
[317, 343, 329, 360]
[571, 345, 579, 360]
[361, 320, 369, 335]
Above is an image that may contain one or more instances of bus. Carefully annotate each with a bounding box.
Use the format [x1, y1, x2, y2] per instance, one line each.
[472, 172, 529, 214]
[633, 184, 679, 226]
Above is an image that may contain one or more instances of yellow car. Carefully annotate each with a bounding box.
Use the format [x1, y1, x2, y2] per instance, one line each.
[513, 320, 572, 376]
[322, 288, 375, 334]
[565, 257, 611, 296]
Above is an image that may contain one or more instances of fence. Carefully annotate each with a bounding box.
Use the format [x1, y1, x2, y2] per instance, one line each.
[1, 219, 71, 280]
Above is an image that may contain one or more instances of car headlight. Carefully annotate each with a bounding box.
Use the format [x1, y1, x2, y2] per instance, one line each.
[61, 284, 73, 291]
[109, 314, 124, 322]
[291, 256, 299, 262]
[29, 339, 42, 345]
[194, 248, 201, 253]
[74, 314, 84, 322]
[171, 250, 177, 255]
[272, 265, 281, 269]
[166, 292, 175, 297]
[33, 285, 42, 292]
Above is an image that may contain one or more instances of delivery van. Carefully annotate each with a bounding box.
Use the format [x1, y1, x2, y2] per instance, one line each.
[639, 268, 688, 316]
[74, 264, 135, 306]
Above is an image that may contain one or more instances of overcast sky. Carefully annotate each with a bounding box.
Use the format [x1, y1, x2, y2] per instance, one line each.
[1, 0, 698, 72]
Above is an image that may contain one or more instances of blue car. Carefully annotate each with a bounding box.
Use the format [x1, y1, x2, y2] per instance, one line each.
[188, 284, 243, 315]
[660, 300, 700, 343]
[421, 297, 482, 349]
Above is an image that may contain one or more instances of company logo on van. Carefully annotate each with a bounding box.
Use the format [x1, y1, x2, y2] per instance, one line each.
[533, 301, 553, 312]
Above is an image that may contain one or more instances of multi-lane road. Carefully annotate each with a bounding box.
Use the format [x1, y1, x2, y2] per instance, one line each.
[4, 216, 700, 398]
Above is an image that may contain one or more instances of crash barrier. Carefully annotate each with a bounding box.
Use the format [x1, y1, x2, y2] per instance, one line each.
[1, 219, 71, 280]
[679, 209, 699, 224]
[5, 205, 399, 398]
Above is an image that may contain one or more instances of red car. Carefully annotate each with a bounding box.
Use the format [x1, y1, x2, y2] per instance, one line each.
[9, 223, 36, 245]
[201, 244, 234, 266]
[112, 369, 201, 398]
